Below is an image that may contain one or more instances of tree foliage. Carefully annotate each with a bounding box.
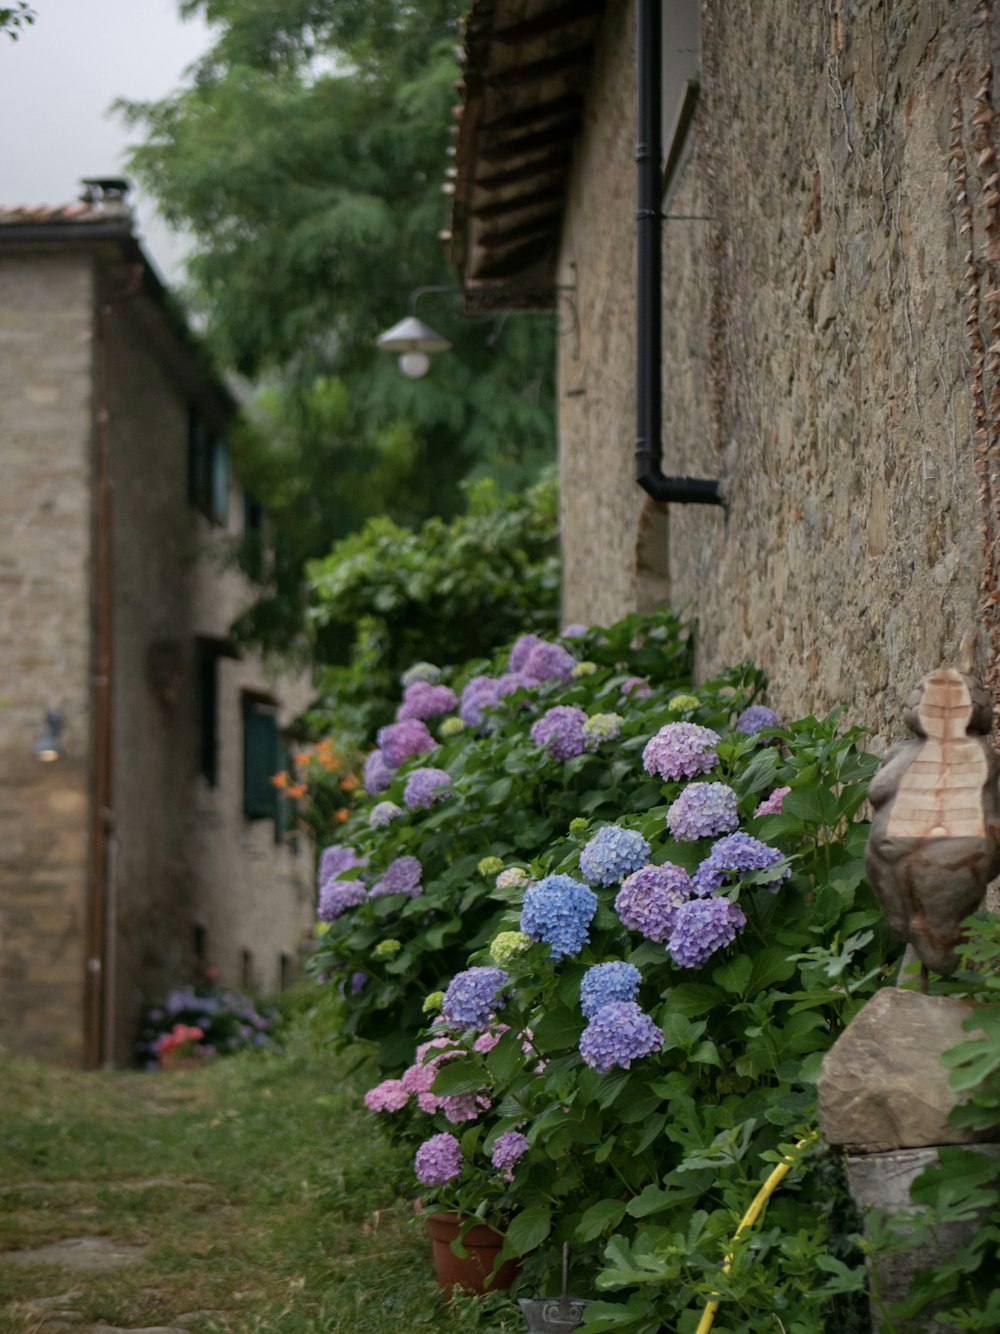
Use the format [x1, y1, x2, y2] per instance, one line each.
[117, 0, 557, 652]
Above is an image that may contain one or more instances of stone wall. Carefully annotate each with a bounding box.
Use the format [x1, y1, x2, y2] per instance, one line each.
[558, 0, 997, 740]
[0, 253, 93, 1064]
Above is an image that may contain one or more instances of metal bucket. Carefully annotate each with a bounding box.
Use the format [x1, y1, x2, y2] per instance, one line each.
[518, 1297, 592, 1332]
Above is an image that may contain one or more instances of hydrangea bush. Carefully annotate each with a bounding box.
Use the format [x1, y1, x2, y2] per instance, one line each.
[308, 608, 899, 1331]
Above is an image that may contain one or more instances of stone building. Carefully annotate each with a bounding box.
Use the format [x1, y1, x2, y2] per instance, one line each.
[448, 0, 1000, 738]
[0, 183, 314, 1067]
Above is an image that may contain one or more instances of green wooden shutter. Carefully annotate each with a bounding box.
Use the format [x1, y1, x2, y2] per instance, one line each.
[210, 435, 230, 525]
[243, 702, 279, 819]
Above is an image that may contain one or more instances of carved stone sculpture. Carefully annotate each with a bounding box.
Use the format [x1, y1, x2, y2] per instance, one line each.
[865, 667, 1000, 980]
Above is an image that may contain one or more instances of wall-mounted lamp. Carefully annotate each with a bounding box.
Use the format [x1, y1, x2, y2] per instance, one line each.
[33, 709, 65, 762]
[375, 315, 452, 379]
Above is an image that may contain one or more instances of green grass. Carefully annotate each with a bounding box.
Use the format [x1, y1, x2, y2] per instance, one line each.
[0, 1006, 525, 1333]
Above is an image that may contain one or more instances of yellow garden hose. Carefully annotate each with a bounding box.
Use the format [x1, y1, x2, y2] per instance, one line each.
[693, 1131, 819, 1334]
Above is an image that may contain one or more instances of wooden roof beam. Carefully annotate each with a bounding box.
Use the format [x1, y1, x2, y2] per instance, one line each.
[480, 118, 582, 162]
[479, 91, 583, 136]
[476, 151, 570, 191]
[485, 45, 593, 89]
[493, 0, 603, 44]
[471, 185, 565, 220]
[477, 211, 562, 248]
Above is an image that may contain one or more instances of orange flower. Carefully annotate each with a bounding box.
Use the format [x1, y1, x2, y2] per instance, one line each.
[287, 782, 308, 799]
[293, 750, 312, 767]
[334, 807, 350, 823]
[270, 771, 290, 790]
[340, 772, 360, 792]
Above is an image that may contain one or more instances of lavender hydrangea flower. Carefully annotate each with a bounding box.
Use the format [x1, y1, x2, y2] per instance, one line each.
[414, 1132, 463, 1186]
[754, 786, 791, 817]
[580, 961, 641, 1018]
[441, 966, 510, 1030]
[318, 879, 367, 922]
[370, 855, 423, 898]
[401, 661, 442, 688]
[460, 675, 500, 727]
[666, 782, 740, 842]
[583, 712, 623, 743]
[369, 801, 403, 828]
[579, 1000, 664, 1073]
[621, 676, 654, 699]
[396, 681, 459, 723]
[643, 723, 721, 781]
[318, 843, 368, 888]
[531, 705, 590, 760]
[579, 825, 652, 886]
[441, 1092, 491, 1124]
[734, 705, 781, 735]
[509, 633, 544, 672]
[363, 749, 392, 794]
[615, 863, 693, 942]
[403, 767, 452, 810]
[491, 1130, 530, 1172]
[521, 640, 577, 684]
[561, 623, 588, 638]
[377, 719, 435, 769]
[364, 1078, 410, 1112]
[692, 832, 789, 896]
[668, 896, 747, 967]
[496, 671, 531, 699]
[520, 875, 598, 959]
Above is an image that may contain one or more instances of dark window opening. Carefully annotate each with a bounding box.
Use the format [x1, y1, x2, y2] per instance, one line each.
[242, 493, 265, 579]
[198, 646, 220, 786]
[279, 952, 293, 990]
[241, 948, 254, 990]
[242, 691, 280, 820]
[188, 406, 230, 526]
[193, 923, 208, 979]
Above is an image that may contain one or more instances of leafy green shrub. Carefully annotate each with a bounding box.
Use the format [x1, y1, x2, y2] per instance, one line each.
[135, 984, 279, 1068]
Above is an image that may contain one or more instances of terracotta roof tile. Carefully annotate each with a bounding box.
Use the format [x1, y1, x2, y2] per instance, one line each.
[0, 202, 128, 225]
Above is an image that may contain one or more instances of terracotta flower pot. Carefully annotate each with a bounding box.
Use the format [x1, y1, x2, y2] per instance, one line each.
[425, 1210, 520, 1294]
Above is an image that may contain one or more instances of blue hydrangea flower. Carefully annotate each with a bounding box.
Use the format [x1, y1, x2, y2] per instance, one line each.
[521, 640, 577, 684]
[376, 719, 436, 769]
[615, 862, 693, 942]
[580, 961, 641, 1018]
[318, 843, 368, 890]
[666, 782, 739, 842]
[579, 1000, 663, 1073]
[579, 825, 651, 886]
[403, 766, 452, 810]
[509, 633, 544, 673]
[668, 896, 747, 967]
[520, 874, 598, 959]
[734, 704, 781, 735]
[441, 966, 510, 1030]
[396, 682, 458, 722]
[369, 800, 403, 828]
[363, 748, 392, 794]
[401, 661, 442, 688]
[370, 855, 423, 898]
[318, 879, 367, 922]
[692, 832, 789, 896]
[642, 722, 721, 781]
[531, 705, 590, 760]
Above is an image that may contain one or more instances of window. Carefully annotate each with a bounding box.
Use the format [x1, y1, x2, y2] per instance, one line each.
[242, 693, 280, 820]
[661, 0, 701, 204]
[188, 407, 230, 525]
[197, 637, 237, 785]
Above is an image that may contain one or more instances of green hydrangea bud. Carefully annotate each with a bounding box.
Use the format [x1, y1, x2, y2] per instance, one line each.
[422, 990, 444, 1014]
[667, 693, 700, 713]
[478, 855, 504, 877]
[571, 661, 598, 678]
[582, 712, 624, 742]
[440, 716, 466, 737]
[374, 938, 401, 958]
[496, 867, 530, 890]
[490, 931, 532, 964]
[569, 817, 590, 836]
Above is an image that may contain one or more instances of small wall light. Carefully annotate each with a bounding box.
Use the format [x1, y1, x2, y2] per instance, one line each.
[33, 709, 65, 762]
[375, 315, 452, 378]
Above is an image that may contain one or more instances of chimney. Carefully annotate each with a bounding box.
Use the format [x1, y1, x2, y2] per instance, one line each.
[79, 177, 131, 218]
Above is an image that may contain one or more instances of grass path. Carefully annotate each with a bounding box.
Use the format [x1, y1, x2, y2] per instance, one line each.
[0, 1022, 519, 1333]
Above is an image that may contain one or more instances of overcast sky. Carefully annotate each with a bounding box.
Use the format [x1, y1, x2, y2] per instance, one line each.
[0, 0, 214, 284]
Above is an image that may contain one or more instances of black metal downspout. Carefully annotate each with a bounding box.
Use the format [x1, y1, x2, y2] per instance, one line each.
[636, 0, 723, 506]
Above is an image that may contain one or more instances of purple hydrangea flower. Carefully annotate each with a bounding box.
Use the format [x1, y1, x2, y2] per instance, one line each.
[666, 782, 740, 842]
[579, 825, 652, 886]
[377, 719, 436, 770]
[364, 1078, 410, 1112]
[363, 749, 392, 794]
[497, 671, 530, 699]
[396, 681, 459, 723]
[509, 634, 544, 673]
[667, 896, 747, 967]
[621, 676, 654, 700]
[580, 961, 641, 1018]
[520, 875, 598, 959]
[370, 855, 423, 898]
[318, 843, 368, 889]
[692, 832, 789, 896]
[401, 661, 442, 688]
[318, 879, 367, 922]
[521, 640, 577, 684]
[531, 705, 590, 760]
[414, 1133, 463, 1186]
[369, 800, 403, 828]
[460, 675, 500, 727]
[579, 1001, 664, 1073]
[491, 1130, 530, 1172]
[754, 786, 791, 818]
[441, 967, 510, 1030]
[734, 705, 781, 735]
[615, 863, 693, 942]
[643, 723, 721, 781]
[403, 767, 452, 810]
[561, 623, 588, 638]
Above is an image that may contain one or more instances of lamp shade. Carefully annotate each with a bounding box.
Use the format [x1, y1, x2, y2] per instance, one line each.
[375, 315, 452, 354]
